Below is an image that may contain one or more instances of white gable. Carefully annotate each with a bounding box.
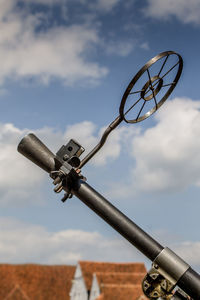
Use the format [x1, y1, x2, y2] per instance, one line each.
[70, 263, 88, 300]
[89, 274, 100, 300]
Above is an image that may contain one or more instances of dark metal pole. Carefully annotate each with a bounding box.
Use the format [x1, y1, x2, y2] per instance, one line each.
[177, 268, 200, 299]
[71, 179, 163, 261]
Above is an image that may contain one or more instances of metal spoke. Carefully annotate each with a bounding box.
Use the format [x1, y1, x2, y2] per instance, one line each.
[144, 80, 160, 96]
[124, 97, 142, 116]
[146, 68, 155, 96]
[148, 70, 155, 91]
[162, 82, 176, 87]
[161, 61, 179, 79]
[148, 73, 158, 108]
[158, 54, 169, 77]
[136, 100, 146, 120]
[153, 92, 158, 108]
[129, 89, 144, 95]
[144, 88, 151, 96]
[147, 68, 151, 81]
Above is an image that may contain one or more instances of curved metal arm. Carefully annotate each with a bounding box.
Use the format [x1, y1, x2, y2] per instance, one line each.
[79, 115, 123, 168]
[79, 51, 183, 168]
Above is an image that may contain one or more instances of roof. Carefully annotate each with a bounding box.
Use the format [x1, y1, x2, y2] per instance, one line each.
[4, 285, 30, 300]
[79, 261, 146, 291]
[95, 272, 146, 286]
[0, 263, 75, 300]
[96, 284, 147, 300]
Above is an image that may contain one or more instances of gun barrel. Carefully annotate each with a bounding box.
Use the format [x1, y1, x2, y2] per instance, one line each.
[178, 267, 200, 299]
[17, 135, 200, 298]
[71, 179, 163, 261]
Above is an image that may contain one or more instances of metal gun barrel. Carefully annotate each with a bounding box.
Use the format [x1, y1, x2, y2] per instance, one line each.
[71, 179, 163, 261]
[17, 135, 200, 298]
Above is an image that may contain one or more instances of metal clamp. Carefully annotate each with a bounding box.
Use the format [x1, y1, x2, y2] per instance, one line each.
[154, 247, 189, 286]
[142, 247, 190, 299]
[50, 139, 86, 202]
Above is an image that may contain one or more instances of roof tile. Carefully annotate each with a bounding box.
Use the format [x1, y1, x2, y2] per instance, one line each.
[0, 264, 75, 300]
[98, 284, 147, 300]
[79, 261, 146, 290]
[95, 272, 146, 286]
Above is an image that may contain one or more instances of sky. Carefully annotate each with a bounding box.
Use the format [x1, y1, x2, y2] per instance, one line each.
[1, 0, 200, 278]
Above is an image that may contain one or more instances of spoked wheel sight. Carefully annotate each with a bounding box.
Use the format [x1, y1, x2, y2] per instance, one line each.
[17, 50, 183, 198]
[79, 51, 183, 168]
[119, 51, 182, 123]
[17, 51, 183, 170]
[18, 51, 183, 172]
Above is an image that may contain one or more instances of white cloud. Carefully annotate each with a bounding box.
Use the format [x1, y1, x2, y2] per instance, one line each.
[0, 0, 141, 86]
[131, 98, 200, 193]
[174, 241, 200, 269]
[107, 98, 200, 197]
[30, 0, 121, 13]
[145, 0, 200, 25]
[1, 216, 199, 271]
[0, 120, 135, 205]
[140, 42, 149, 51]
[0, 123, 46, 205]
[94, 0, 120, 12]
[104, 40, 135, 57]
[0, 0, 108, 86]
[0, 217, 144, 264]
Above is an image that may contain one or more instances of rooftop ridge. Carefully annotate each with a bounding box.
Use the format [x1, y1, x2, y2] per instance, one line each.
[0, 263, 75, 267]
[79, 261, 144, 265]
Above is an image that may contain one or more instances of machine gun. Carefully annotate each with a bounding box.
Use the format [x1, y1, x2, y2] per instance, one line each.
[17, 51, 200, 299]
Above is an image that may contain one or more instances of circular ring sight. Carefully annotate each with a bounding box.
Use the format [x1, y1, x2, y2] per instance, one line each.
[119, 51, 183, 123]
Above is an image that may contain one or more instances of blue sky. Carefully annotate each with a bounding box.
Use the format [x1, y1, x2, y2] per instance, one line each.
[1, 0, 200, 274]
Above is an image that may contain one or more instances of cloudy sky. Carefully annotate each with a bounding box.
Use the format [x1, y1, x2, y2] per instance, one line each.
[1, 0, 200, 276]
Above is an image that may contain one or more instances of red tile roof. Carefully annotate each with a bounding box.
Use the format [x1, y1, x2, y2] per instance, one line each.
[79, 261, 146, 291]
[95, 272, 146, 286]
[0, 261, 147, 300]
[4, 285, 30, 300]
[0, 264, 75, 300]
[96, 284, 147, 300]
